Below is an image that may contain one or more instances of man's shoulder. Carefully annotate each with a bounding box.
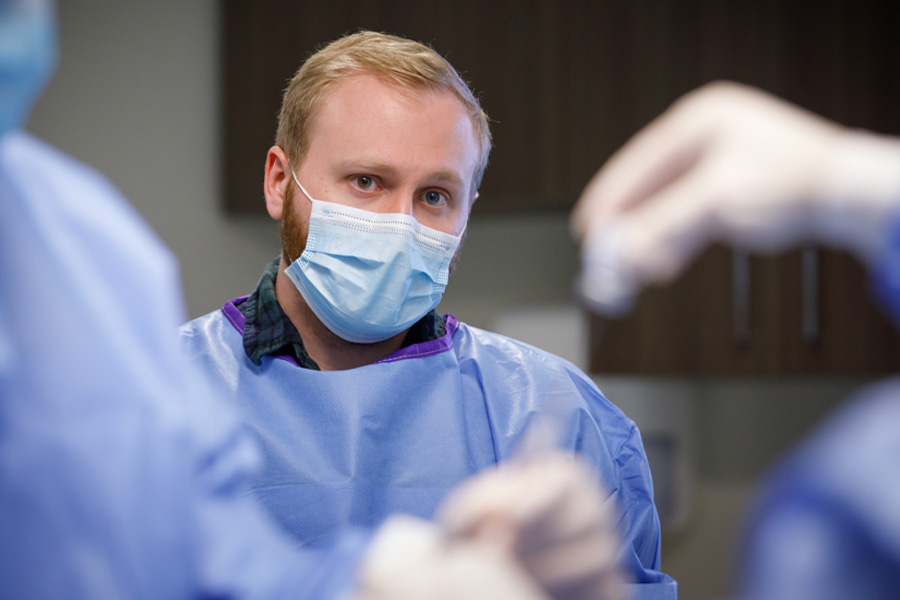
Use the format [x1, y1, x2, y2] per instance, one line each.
[178, 306, 241, 349]
[451, 320, 619, 411]
[453, 320, 589, 376]
[452, 320, 644, 465]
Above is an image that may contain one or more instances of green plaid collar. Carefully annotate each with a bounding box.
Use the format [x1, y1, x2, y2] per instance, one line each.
[237, 258, 446, 370]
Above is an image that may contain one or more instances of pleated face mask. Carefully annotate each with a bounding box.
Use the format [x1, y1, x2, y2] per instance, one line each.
[284, 170, 462, 344]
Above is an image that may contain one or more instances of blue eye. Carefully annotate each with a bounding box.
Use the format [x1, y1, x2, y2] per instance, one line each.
[423, 190, 448, 207]
[354, 175, 377, 191]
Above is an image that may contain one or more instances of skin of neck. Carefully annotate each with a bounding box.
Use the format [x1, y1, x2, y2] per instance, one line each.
[273, 256, 409, 371]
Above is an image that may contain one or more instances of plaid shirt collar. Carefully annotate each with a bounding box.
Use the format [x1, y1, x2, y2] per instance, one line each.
[236, 258, 446, 370]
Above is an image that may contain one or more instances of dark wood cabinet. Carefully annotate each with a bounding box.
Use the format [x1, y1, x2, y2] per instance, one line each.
[590, 247, 900, 375]
[223, 0, 900, 214]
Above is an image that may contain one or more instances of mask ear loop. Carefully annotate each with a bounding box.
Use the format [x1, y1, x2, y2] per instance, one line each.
[289, 168, 318, 204]
[283, 167, 318, 267]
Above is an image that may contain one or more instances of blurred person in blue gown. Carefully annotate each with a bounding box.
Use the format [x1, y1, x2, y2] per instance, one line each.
[573, 81, 900, 600]
[0, 1, 364, 596]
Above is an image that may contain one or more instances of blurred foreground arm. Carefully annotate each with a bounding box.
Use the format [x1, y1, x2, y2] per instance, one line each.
[571, 81, 900, 315]
[351, 516, 550, 600]
[438, 452, 625, 600]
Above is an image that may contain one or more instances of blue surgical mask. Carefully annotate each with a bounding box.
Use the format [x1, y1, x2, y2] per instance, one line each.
[284, 170, 463, 344]
[0, 0, 57, 138]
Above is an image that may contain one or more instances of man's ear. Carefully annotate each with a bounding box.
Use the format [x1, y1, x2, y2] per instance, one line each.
[468, 190, 479, 213]
[264, 146, 291, 220]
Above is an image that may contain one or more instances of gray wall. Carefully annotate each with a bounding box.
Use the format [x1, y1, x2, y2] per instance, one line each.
[26, 2, 877, 598]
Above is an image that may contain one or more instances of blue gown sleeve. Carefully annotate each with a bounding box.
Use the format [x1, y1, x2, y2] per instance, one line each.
[0, 133, 367, 599]
[738, 498, 896, 600]
[614, 427, 678, 599]
[735, 204, 900, 600]
[564, 369, 678, 599]
[735, 382, 900, 600]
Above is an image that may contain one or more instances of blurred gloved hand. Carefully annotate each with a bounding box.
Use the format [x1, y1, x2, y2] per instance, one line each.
[570, 81, 900, 316]
[350, 515, 550, 600]
[437, 452, 625, 600]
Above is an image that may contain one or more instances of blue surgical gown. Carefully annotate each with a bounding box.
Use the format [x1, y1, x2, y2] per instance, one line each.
[0, 132, 365, 599]
[179, 299, 678, 599]
[736, 209, 900, 600]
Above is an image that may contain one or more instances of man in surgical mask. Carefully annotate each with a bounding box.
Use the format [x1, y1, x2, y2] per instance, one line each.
[1, 3, 625, 598]
[179, 31, 675, 600]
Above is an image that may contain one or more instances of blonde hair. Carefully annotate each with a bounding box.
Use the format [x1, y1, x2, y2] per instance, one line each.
[275, 31, 492, 190]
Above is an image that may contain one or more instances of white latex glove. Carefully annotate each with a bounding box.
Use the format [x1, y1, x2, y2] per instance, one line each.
[349, 515, 550, 600]
[437, 452, 625, 600]
[571, 81, 900, 316]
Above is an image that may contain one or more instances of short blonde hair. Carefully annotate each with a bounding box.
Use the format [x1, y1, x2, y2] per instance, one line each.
[275, 31, 492, 190]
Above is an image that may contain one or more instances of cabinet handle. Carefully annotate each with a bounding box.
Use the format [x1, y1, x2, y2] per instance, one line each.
[733, 251, 751, 345]
[802, 247, 819, 343]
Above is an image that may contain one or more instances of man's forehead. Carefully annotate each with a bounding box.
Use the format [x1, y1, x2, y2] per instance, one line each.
[305, 73, 480, 183]
[313, 73, 467, 125]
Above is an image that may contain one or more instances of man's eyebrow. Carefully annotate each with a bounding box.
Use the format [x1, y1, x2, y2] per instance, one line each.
[334, 160, 402, 180]
[428, 170, 464, 187]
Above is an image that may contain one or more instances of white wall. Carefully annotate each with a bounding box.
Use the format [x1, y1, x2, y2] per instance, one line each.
[25, 3, 877, 599]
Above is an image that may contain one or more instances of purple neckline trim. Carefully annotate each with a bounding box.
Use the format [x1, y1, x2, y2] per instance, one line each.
[220, 297, 457, 367]
[221, 296, 301, 367]
[222, 295, 249, 331]
[375, 314, 459, 364]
